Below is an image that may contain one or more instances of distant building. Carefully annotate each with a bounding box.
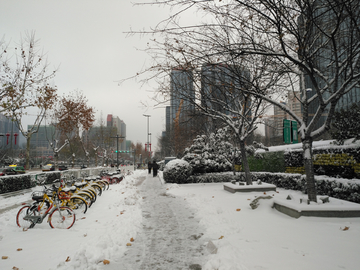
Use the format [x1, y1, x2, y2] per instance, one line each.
[106, 114, 126, 151]
[299, 1, 360, 129]
[0, 113, 21, 150]
[28, 125, 56, 157]
[168, 67, 197, 155]
[200, 63, 251, 132]
[170, 67, 195, 128]
[165, 106, 171, 134]
[264, 91, 302, 145]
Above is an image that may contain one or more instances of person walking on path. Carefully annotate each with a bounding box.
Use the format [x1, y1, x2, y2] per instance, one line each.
[152, 160, 159, 177]
[147, 161, 152, 174]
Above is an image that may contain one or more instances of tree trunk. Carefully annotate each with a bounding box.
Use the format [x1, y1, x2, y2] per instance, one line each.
[232, 158, 236, 176]
[239, 140, 252, 185]
[54, 153, 58, 170]
[302, 138, 317, 202]
[26, 136, 31, 170]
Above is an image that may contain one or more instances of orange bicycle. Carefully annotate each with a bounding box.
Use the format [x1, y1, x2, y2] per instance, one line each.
[16, 189, 76, 229]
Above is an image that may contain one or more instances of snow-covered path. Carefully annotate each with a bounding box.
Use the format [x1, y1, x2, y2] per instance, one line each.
[2, 168, 360, 270]
[108, 173, 206, 270]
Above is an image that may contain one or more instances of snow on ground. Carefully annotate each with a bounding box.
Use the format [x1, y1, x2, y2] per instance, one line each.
[1, 168, 360, 270]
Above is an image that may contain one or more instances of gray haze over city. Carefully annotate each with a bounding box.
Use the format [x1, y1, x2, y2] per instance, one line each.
[0, 0, 177, 150]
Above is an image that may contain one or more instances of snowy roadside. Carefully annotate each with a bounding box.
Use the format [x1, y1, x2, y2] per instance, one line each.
[0, 170, 145, 270]
[1, 169, 360, 270]
[166, 183, 360, 270]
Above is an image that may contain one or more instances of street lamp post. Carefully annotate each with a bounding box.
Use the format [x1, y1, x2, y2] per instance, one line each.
[143, 114, 151, 160]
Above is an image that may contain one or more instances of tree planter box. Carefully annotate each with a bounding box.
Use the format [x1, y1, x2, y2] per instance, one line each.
[272, 195, 360, 218]
[223, 182, 276, 193]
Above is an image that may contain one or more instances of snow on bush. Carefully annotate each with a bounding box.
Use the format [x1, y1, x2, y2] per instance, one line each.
[182, 132, 233, 174]
[163, 159, 193, 184]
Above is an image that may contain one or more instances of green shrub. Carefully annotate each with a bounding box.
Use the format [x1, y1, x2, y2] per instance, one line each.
[163, 159, 193, 184]
[249, 151, 285, 172]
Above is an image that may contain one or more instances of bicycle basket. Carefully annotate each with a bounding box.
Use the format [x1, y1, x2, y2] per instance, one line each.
[58, 191, 71, 200]
[31, 191, 45, 200]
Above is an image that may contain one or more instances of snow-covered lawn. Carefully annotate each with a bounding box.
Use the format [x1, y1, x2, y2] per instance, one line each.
[1, 169, 360, 270]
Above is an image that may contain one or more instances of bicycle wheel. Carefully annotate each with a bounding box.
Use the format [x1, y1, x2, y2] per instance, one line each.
[90, 184, 102, 196]
[16, 205, 36, 229]
[81, 188, 97, 204]
[49, 206, 75, 229]
[112, 177, 120, 184]
[84, 187, 97, 200]
[102, 180, 110, 190]
[97, 180, 109, 191]
[77, 192, 93, 207]
[67, 196, 88, 214]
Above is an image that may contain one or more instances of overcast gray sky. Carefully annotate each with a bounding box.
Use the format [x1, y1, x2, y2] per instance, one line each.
[1, 0, 174, 150]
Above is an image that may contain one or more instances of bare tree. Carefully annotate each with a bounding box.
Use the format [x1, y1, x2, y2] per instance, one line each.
[0, 32, 58, 169]
[54, 90, 95, 167]
[89, 124, 118, 167]
[134, 0, 360, 201]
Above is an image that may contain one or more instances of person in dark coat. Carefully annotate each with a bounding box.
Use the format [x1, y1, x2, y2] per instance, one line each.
[148, 161, 152, 174]
[152, 160, 159, 177]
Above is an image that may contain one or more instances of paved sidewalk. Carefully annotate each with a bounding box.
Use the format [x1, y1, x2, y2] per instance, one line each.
[109, 173, 206, 270]
[0, 189, 33, 215]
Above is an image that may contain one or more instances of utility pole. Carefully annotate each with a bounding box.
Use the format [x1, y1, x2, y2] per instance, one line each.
[143, 114, 151, 160]
[110, 134, 124, 169]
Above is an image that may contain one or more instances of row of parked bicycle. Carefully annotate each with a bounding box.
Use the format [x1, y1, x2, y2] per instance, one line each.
[15, 169, 127, 230]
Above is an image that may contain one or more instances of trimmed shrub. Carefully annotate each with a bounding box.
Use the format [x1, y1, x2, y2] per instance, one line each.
[250, 172, 360, 203]
[0, 174, 36, 193]
[248, 151, 286, 172]
[163, 159, 193, 184]
[187, 172, 242, 183]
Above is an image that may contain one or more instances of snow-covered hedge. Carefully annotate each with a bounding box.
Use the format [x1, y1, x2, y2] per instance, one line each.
[187, 172, 242, 183]
[163, 159, 193, 184]
[283, 147, 360, 179]
[0, 171, 61, 194]
[250, 146, 360, 179]
[42, 172, 62, 185]
[0, 175, 36, 194]
[250, 172, 360, 203]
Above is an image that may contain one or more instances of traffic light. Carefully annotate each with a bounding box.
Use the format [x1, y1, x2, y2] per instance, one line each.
[115, 150, 118, 153]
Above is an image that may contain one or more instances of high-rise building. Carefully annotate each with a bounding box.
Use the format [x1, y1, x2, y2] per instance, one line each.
[170, 67, 195, 126]
[299, 1, 360, 129]
[106, 114, 126, 150]
[165, 106, 171, 134]
[169, 67, 197, 155]
[200, 63, 251, 132]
